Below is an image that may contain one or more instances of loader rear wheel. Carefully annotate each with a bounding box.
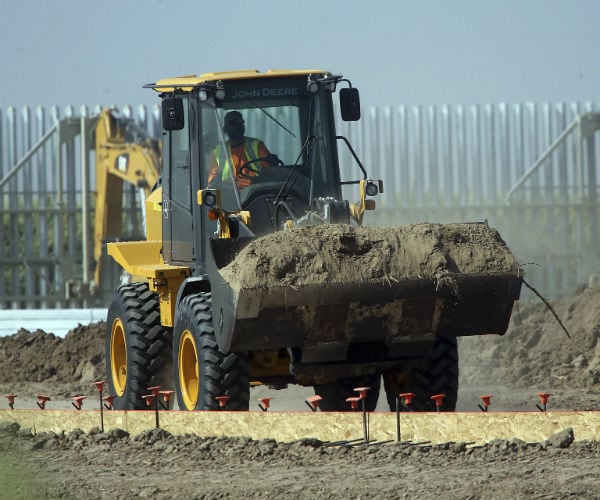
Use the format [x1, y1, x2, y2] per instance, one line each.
[384, 337, 459, 412]
[314, 375, 381, 412]
[173, 292, 250, 411]
[105, 283, 173, 410]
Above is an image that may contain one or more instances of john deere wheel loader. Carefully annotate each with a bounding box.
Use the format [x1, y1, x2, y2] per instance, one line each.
[105, 69, 522, 411]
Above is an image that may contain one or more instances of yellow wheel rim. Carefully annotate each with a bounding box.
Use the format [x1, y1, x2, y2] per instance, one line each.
[179, 330, 199, 410]
[110, 318, 127, 397]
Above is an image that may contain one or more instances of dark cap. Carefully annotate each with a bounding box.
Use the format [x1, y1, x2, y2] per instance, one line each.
[224, 111, 244, 126]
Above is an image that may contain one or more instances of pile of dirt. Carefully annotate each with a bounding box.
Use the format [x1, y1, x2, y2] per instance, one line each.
[220, 223, 520, 288]
[0, 323, 105, 396]
[460, 284, 600, 390]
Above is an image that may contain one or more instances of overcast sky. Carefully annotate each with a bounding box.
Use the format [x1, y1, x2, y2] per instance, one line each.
[2, 0, 599, 110]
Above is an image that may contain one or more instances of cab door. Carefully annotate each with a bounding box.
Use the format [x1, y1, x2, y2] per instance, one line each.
[162, 97, 194, 264]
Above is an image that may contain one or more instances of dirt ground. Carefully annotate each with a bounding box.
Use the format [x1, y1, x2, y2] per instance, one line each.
[1, 283, 599, 498]
[1, 423, 599, 500]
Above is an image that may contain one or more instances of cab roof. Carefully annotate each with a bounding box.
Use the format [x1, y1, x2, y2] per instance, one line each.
[147, 69, 329, 92]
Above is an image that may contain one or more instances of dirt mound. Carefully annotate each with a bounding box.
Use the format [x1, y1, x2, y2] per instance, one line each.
[220, 223, 520, 288]
[0, 323, 105, 396]
[460, 284, 600, 390]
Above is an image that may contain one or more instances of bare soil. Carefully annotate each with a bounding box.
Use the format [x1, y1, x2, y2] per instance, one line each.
[0, 323, 106, 399]
[1, 244, 600, 497]
[1, 423, 599, 499]
[459, 283, 600, 411]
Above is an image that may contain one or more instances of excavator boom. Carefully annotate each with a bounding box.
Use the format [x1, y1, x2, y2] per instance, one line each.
[93, 109, 161, 286]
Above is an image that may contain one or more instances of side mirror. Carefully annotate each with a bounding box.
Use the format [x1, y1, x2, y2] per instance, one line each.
[162, 97, 185, 131]
[339, 87, 361, 121]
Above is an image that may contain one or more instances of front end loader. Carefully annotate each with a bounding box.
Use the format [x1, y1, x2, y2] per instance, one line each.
[105, 69, 522, 412]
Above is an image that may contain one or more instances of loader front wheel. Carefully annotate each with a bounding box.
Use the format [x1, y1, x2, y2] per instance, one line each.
[105, 283, 173, 410]
[314, 375, 381, 412]
[384, 337, 459, 412]
[173, 293, 250, 411]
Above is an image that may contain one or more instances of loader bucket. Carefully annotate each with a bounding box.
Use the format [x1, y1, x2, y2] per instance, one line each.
[206, 223, 522, 363]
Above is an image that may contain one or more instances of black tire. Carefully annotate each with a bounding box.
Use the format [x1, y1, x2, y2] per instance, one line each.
[314, 374, 381, 411]
[384, 337, 459, 412]
[173, 292, 249, 411]
[105, 282, 173, 410]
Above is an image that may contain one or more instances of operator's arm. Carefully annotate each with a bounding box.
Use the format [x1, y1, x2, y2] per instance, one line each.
[207, 150, 218, 186]
[258, 141, 271, 168]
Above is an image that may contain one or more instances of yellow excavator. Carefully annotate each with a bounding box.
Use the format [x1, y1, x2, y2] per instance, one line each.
[104, 69, 522, 412]
[91, 108, 161, 293]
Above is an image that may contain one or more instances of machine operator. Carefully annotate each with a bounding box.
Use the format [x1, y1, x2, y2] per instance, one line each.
[208, 110, 276, 190]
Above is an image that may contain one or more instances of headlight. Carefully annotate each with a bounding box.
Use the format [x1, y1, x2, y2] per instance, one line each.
[365, 181, 379, 196]
[203, 191, 217, 207]
[306, 80, 319, 94]
[214, 88, 227, 101]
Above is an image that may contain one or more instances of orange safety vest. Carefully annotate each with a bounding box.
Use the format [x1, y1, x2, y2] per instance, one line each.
[215, 137, 262, 182]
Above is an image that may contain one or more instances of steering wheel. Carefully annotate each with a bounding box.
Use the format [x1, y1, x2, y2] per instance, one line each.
[238, 154, 284, 180]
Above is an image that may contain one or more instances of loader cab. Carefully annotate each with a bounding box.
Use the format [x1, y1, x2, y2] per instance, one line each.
[158, 71, 360, 267]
